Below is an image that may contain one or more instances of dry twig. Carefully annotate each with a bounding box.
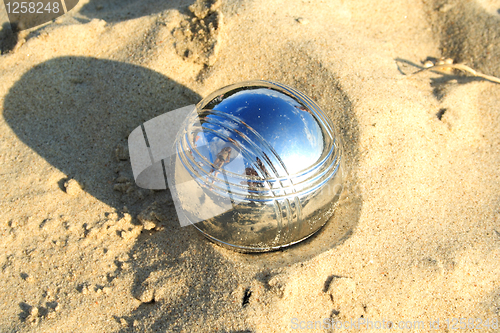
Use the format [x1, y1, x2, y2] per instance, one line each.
[409, 58, 500, 84]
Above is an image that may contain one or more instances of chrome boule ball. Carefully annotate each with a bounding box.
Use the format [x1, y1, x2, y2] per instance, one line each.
[173, 80, 345, 252]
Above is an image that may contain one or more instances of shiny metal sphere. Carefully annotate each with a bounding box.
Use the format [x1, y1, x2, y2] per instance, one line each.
[173, 81, 344, 252]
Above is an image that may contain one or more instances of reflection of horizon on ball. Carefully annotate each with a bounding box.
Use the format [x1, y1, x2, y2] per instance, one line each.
[174, 80, 345, 252]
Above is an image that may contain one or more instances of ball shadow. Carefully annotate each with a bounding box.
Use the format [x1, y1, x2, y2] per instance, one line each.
[3, 56, 201, 213]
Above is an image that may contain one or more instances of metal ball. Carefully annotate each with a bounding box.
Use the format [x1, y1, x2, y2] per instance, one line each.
[173, 80, 345, 252]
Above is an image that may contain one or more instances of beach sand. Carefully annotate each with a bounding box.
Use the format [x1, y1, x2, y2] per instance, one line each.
[0, 0, 499, 331]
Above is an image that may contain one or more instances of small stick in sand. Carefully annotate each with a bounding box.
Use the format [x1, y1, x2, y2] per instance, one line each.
[410, 57, 500, 84]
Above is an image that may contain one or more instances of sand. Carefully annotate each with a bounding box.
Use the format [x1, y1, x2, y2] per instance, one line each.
[0, 0, 499, 332]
